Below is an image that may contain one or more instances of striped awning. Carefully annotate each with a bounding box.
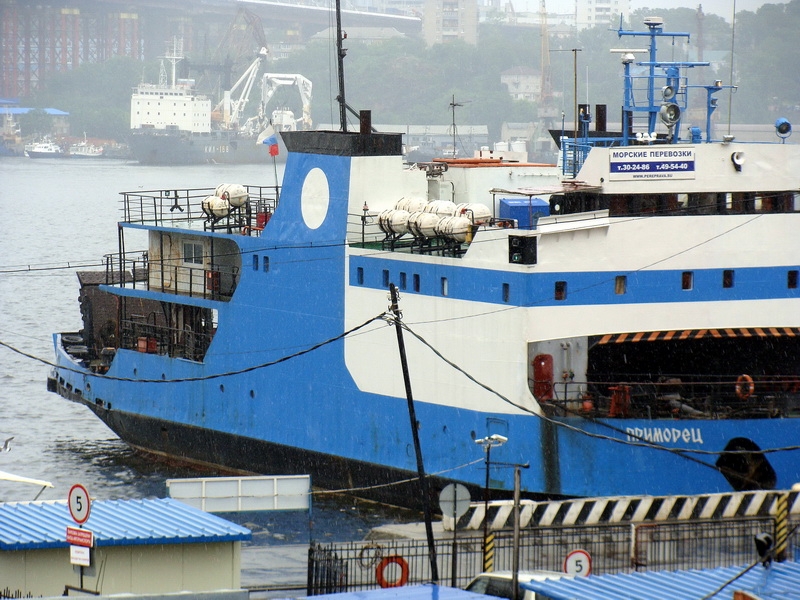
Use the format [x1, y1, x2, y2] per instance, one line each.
[596, 327, 800, 344]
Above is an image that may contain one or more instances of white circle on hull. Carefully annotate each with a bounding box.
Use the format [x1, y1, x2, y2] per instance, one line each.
[301, 167, 330, 230]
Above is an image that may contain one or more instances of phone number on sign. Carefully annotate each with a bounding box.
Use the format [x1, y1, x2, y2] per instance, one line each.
[655, 162, 690, 171]
[613, 163, 651, 172]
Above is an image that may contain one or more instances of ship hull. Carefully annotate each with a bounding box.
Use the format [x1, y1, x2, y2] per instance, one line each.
[27, 151, 64, 158]
[128, 130, 285, 165]
[50, 376, 462, 507]
[49, 342, 800, 505]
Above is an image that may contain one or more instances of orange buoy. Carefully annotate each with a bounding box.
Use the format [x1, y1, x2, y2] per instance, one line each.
[375, 555, 409, 588]
[735, 374, 755, 400]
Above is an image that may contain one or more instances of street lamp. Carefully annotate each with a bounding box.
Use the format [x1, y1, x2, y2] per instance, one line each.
[474, 434, 507, 571]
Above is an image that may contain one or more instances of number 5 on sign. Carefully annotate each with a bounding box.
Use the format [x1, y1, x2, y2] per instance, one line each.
[563, 549, 591, 576]
[68, 484, 91, 524]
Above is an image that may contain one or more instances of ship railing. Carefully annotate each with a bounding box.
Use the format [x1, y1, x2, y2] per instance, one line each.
[540, 376, 800, 419]
[119, 184, 280, 231]
[560, 138, 592, 177]
[119, 317, 213, 362]
[104, 252, 239, 301]
[103, 251, 149, 287]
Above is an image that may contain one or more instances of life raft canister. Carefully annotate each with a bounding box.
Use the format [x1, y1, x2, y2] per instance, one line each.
[735, 374, 755, 400]
[375, 555, 409, 588]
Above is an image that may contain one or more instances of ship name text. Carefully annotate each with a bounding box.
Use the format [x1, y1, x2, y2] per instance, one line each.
[625, 426, 704, 444]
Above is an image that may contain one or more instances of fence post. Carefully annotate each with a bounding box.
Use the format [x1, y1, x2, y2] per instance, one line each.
[775, 492, 789, 562]
[484, 532, 495, 572]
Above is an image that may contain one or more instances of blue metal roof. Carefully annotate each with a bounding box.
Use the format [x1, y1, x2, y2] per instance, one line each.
[308, 583, 498, 599]
[3, 107, 68, 115]
[0, 497, 250, 551]
[523, 561, 800, 600]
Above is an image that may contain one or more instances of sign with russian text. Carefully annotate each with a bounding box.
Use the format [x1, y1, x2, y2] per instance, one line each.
[609, 147, 695, 180]
[70, 545, 91, 567]
[66, 526, 93, 548]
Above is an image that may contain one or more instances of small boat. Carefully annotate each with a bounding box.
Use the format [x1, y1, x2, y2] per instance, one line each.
[69, 137, 105, 158]
[25, 140, 64, 159]
[49, 16, 800, 508]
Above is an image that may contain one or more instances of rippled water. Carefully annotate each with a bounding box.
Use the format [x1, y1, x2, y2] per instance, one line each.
[0, 156, 419, 591]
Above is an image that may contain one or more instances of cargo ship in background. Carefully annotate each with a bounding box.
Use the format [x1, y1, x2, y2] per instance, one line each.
[50, 18, 800, 509]
[128, 39, 311, 165]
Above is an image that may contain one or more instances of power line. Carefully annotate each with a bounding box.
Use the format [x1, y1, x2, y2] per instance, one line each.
[396, 317, 800, 461]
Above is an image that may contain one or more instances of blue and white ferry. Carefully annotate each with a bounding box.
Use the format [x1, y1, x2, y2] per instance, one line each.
[50, 18, 800, 505]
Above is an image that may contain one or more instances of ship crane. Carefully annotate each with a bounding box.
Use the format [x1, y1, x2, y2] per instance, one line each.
[214, 47, 268, 130]
[258, 73, 313, 131]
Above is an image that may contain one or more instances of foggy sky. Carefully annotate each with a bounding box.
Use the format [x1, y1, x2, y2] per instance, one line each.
[629, 0, 786, 20]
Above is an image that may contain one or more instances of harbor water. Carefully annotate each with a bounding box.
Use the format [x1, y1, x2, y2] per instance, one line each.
[0, 156, 420, 593]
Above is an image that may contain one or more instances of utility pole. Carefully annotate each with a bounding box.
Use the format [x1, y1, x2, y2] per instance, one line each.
[475, 434, 507, 572]
[389, 284, 439, 583]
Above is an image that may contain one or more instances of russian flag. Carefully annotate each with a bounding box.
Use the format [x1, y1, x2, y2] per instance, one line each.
[258, 125, 280, 157]
[262, 133, 279, 156]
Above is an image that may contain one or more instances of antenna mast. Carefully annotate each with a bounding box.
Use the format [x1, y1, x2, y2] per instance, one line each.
[449, 95, 462, 157]
[335, 0, 348, 132]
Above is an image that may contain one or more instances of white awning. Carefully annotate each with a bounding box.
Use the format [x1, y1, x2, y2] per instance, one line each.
[0, 470, 54, 488]
[490, 182, 601, 196]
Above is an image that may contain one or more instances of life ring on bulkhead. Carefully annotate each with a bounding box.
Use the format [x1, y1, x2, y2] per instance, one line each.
[375, 555, 409, 588]
[735, 374, 755, 400]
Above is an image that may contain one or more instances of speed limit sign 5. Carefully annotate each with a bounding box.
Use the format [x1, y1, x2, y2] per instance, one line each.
[68, 484, 91, 524]
[563, 549, 592, 576]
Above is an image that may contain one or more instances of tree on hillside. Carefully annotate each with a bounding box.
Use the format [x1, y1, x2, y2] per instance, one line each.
[32, 57, 150, 140]
[734, 0, 800, 123]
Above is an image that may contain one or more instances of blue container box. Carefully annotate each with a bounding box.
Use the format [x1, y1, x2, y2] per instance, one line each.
[498, 197, 550, 229]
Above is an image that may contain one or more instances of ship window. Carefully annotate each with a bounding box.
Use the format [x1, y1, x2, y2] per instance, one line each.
[183, 242, 203, 265]
[682, 271, 694, 290]
[263, 256, 269, 273]
[615, 275, 627, 295]
[413, 274, 420, 292]
[400, 272, 407, 290]
[723, 269, 734, 288]
[789, 270, 798, 289]
[382, 269, 390, 288]
[357, 267, 364, 285]
[253, 255, 259, 271]
[555, 281, 567, 301]
[441, 277, 449, 296]
[502, 283, 510, 302]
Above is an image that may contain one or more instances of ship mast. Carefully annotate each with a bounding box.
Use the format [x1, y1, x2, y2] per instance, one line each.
[335, 0, 348, 132]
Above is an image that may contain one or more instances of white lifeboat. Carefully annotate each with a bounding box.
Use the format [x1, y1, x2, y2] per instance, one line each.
[215, 183, 249, 207]
[423, 200, 457, 217]
[378, 209, 411, 236]
[395, 196, 428, 212]
[455, 203, 492, 225]
[407, 211, 441, 238]
[435, 215, 473, 242]
[202, 195, 231, 218]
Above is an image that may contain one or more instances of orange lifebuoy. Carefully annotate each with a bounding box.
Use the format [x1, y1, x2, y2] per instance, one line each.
[735, 374, 755, 400]
[375, 555, 409, 588]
